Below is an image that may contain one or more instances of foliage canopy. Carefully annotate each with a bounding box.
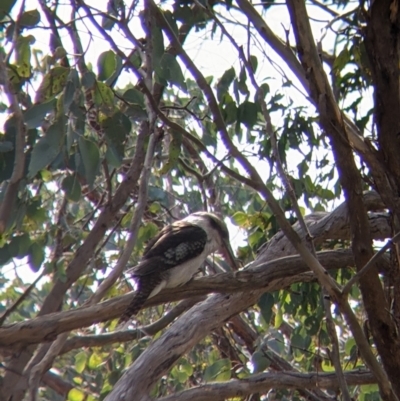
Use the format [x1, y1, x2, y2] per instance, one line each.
[1, 0, 400, 401]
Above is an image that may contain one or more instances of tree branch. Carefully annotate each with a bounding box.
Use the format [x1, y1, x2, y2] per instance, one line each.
[157, 370, 375, 401]
[0, 250, 355, 348]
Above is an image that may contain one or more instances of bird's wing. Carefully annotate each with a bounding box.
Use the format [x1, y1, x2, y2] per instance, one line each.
[127, 223, 208, 277]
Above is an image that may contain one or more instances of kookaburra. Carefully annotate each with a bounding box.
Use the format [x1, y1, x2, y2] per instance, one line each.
[119, 212, 237, 323]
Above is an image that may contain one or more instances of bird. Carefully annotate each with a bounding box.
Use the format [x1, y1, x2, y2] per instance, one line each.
[119, 211, 238, 323]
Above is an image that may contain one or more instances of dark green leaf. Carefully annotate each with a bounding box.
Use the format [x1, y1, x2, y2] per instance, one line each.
[62, 175, 82, 202]
[24, 98, 56, 129]
[238, 101, 258, 128]
[19, 9, 40, 27]
[251, 350, 271, 373]
[164, 10, 179, 36]
[151, 24, 164, 67]
[217, 67, 235, 101]
[0, 245, 11, 266]
[157, 53, 187, 91]
[103, 112, 130, 166]
[122, 89, 145, 107]
[78, 137, 100, 187]
[203, 359, 231, 382]
[9, 233, 31, 258]
[97, 50, 117, 81]
[0, 0, 17, 21]
[28, 242, 45, 272]
[258, 292, 274, 324]
[28, 122, 65, 178]
[157, 131, 182, 175]
[82, 71, 96, 89]
[63, 80, 76, 113]
[250, 55, 258, 73]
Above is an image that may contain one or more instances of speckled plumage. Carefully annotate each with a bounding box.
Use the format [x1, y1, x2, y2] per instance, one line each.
[119, 212, 237, 323]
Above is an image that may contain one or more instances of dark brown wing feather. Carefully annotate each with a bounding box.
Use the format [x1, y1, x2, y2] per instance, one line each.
[127, 223, 207, 277]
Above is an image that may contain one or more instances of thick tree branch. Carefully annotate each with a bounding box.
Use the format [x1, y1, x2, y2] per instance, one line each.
[0, 250, 355, 348]
[59, 297, 204, 355]
[157, 370, 375, 401]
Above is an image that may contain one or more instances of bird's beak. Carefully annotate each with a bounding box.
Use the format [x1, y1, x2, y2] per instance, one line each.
[221, 239, 239, 271]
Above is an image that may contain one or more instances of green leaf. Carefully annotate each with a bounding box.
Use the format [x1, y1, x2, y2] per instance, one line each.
[345, 337, 356, 355]
[157, 53, 186, 91]
[248, 230, 263, 247]
[157, 131, 182, 175]
[93, 81, 114, 107]
[68, 388, 85, 401]
[231, 211, 248, 227]
[82, 71, 96, 89]
[23, 98, 57, 129]
[151, 24, 164, 66]
[28, 122, 65, 178]
[74, 351, 87, 374]
[78, 137, 100, 187]
[28, 242, 44, 272]
[35, 66, 70, 103]
[179, 358, 193, 376]
[88, 352, 103, 370]
[97, 50, 117, 81]
[0, 245, 11, 266]
[19, 9, 40, 27]
[250, 55, 258, 73]
[103, 112, 130, 166]
[237, 67, 249, 96]
[15, 35, 35, 78]
[9, 233, 31, 258]
[266, 336, 284, 354]
[274, 305, 283, 329]
[62, 175, 82, 202]
[164, 10, 179, 36]
[122, 88, 145, 107]
[238, 101, 258, 128]
[0, 0, 17, 21]
[216, 67, 235, 101]
[333, 47, 350, 73]
[221, 94, 238, 125]
[251, 350, 271, 373]
[63, 80, 76, 113]
[203, 359, 231, 382]
[258, 292, 274, 324]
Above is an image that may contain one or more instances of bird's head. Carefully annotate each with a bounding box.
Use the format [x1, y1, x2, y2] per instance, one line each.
[184, 211, 239, 270]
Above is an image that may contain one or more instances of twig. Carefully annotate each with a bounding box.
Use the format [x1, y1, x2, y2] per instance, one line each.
[0, 271, 45, 327]
[343, 231, 400, 296]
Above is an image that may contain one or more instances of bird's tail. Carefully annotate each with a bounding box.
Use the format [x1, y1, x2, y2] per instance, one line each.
[118, 275, 161, 324]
